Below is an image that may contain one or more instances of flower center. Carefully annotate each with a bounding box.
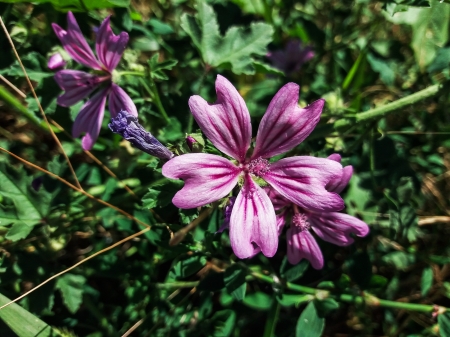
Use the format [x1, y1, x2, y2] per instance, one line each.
[247, 157, 270, 177]
[292, 213, 310, 232]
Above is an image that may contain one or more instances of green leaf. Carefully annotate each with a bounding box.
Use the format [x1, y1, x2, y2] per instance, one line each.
[142, 179, 184, 209]
[148, 18, 174, 35]
[280, 258, 308, 282]
[0, 292, 54, 337]
[367, 53, 395, 86]
[223, 264, 247, 301]
[242, 292, 272, 311]
[5, 222, 34, 241]
[388, 0, 450, 68]
[421, 267, 433, 296]
[173, 256, 206, 278]
[296, 302, 325, 337]
[314, 298, 340, 317]
[253, 61, 285, 76]
[439, 312, 450, 337]
[55, 274, 86, 314]
[148, 53, 178, 81]
[180, 2, 273, 74]
[211, 309, 236, 337]
[0, 163, 52, 235]
[276, 294, 313, 307]
[428, 46, 450, 72]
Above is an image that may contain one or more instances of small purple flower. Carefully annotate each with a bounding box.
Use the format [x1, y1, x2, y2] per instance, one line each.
[48, 53, 67, 70]
[267, 40, 314, 75]
[52, 12, 137, 150]
[109, 111, 173, 160]
[162, 75, 344, 259]
[269, 154, 369, 269]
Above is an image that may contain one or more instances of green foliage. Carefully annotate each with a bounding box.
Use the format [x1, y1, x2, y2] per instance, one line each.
[55, 274, 86, 314]
[223, 264, 247, 301]
[296, 302, 324, 337]
[181, 2, 273, 74]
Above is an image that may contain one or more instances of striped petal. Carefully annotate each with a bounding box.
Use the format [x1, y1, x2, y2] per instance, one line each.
[264, 156, 344, 212]
[162, 153, 240, 209]
[54, 70, 102, 106]
[108, 84, 137, 118]
[287, 228, 323, 269]
[95, 16, 129, 72]
[252, 82, 324, 159]
[189, 75, 251, 162]
[72, 87, 109, 150]
[309, 212, 369, 246]
[52, 12, 101, 70]
[230, 175, 278, 258]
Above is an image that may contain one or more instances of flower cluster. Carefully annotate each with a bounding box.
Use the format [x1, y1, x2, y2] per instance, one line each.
[162, 75, 368, 264]
[52, 12, 137, 150]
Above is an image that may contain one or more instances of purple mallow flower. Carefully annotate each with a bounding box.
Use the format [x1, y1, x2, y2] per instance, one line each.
[162, 75, 344, 259]
[52, 12, 137, 150]
[268, 154, 369, 269]
[109, 111, 173, 160]
[267, 40, 314, 75]
[48, 53, 67, 70]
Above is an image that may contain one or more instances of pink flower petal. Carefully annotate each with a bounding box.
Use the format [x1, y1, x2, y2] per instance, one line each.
[95, 16, 129, 72]
[72, 87, 109, 150]
[309, 212, 369, 246]
[252, 82, 324, 159]
[54, 70, 101, 106]
[52, 12, 101, 70]
[276, 210, 287, 235]
[326, 154, 353, 193]
[188, 75, 251, 162]
[48, 53, 67, 70]
[230, 175, 278, 258]
[108, 83, 137, 118]
[287, 228, 323, 269]
[162, 153, 240, 209]
[264, 156, 344, 212]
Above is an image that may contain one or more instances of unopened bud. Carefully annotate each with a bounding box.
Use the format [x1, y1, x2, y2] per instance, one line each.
[109, 110, 174, 160]
[48, 53, 67, 70]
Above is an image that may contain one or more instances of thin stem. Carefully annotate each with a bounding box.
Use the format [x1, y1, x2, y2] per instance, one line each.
[119, 71, 146, 77]
[263, 300, 280, 337]
[311, 83, 442, 139]
[140, 78, 170, 123]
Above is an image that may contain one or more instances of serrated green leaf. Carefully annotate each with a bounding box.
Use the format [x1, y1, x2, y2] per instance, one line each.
[181, 2, 273, 74]
[0, 292, 54, 337]
[223, 264, 247, 301]
[253, 61, 285, 75]
[296, 302, 324, 337]
[0, 163, 52, 231]
[142, 179, 184, 209]
[55, 274, 86, 314]
[5, 222, 34, 241]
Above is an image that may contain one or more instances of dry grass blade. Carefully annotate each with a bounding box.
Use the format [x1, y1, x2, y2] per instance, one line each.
[0, 146, 151, 229]
[0, 74, 26, 98]
[0, 15, 82, 190]
[0, 227, 151, 311]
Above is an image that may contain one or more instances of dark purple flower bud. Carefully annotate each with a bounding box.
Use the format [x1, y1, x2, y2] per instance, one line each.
[109, 110, 174, 160]
[48, 53, 67, 70]
[31, 176, 43, 191]
[186, 135, 196, 151]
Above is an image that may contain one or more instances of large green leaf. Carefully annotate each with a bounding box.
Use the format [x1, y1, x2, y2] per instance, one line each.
[0, 293, 54, 337]
[388, 0, 450, 68]
[181, 2, 273, 74]
[0, 163, 52, 240]
[296, 302, 325, 337]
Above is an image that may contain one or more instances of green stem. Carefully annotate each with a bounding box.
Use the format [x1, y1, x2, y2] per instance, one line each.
[263, 299, 280, 337]
[156, 271, 447, 314]
[140, 77, 170, 124]
[119, 71, 146, 77]
[311, 83, 442, 139]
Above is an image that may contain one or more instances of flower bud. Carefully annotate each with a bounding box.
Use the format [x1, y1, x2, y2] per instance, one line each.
[185, 133, 205, 152]
[48, 53, 67, 70]
[109, 111, 174, 160]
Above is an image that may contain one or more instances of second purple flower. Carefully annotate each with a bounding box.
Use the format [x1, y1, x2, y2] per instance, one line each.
[52, 12, 137, 150]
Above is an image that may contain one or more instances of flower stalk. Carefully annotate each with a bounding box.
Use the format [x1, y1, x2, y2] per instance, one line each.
[311, 83, 443, 139]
